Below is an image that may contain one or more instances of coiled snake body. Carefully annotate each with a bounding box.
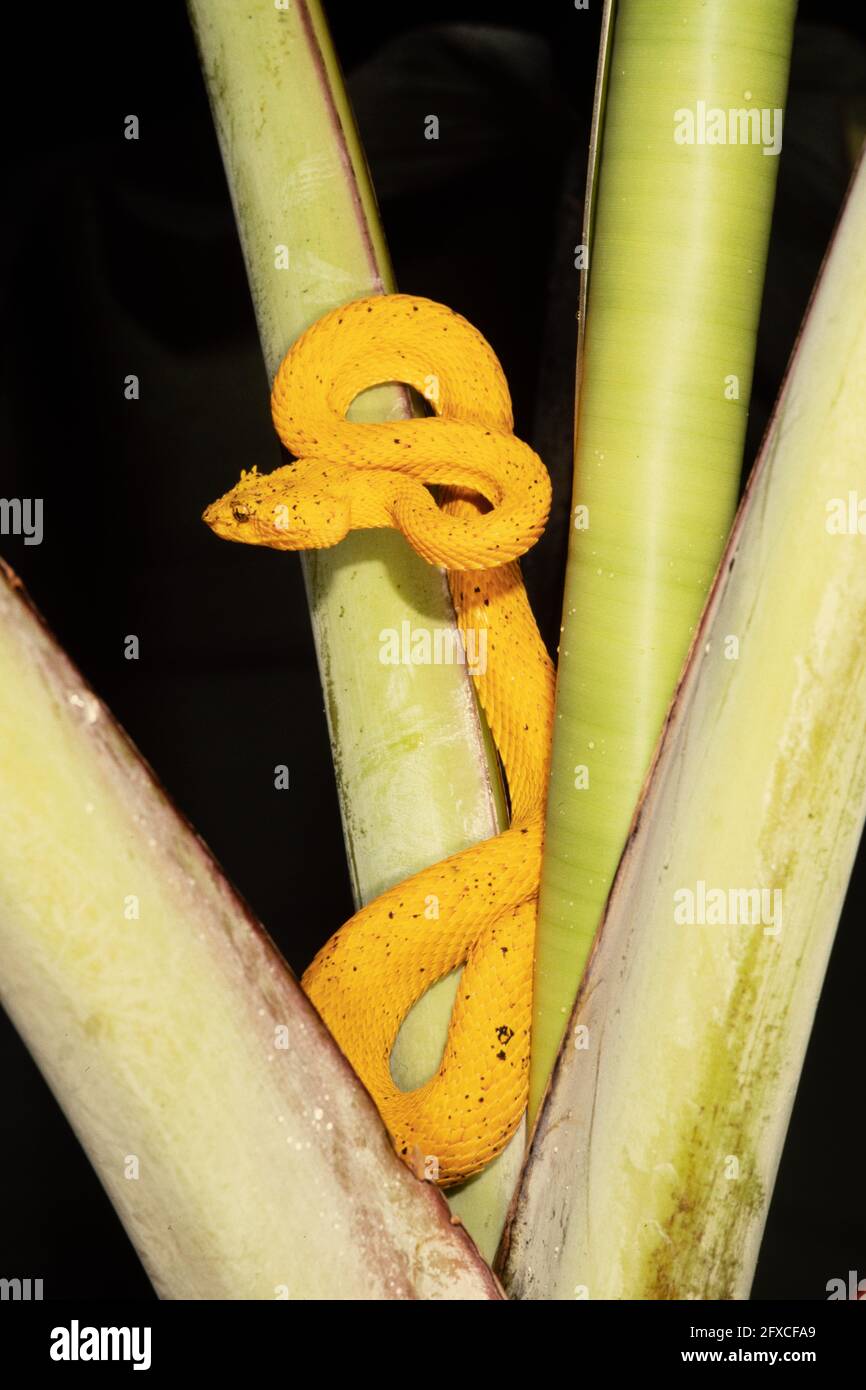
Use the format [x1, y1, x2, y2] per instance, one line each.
[204, 295, 554, 1185]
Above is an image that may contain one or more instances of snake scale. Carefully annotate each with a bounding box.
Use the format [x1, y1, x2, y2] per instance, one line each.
[204, 295, 554, 1185]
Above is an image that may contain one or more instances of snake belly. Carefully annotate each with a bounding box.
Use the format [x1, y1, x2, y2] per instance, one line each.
[204, 295, 554, 1186]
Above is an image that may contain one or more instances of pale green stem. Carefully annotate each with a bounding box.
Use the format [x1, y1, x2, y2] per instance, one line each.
[504, 147, 866, 1300]
[188, 0, 515, 1251]
[530, 0, 797, 1117]
[0, 565, 501, 1300]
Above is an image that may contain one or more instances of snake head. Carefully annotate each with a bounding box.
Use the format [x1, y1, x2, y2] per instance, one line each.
[202, 461, 352, 552]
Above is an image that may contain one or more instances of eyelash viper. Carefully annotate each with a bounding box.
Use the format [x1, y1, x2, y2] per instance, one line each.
[203, 295, 554, 1186]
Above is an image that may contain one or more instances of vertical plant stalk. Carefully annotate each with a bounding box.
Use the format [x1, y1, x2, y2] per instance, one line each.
[0, 565, 501, 1300]
[188, 0, 514, 1250]
[530, 0, 797, 1117]
[502, 148, 866, 1300]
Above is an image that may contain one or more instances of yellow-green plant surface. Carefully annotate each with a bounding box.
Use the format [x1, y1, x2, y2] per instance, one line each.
[530, 0, 798, 1116]
[188, 0, 516, 1253]
[0, 566, 502, 1300]
[503, 149, 866, 1300]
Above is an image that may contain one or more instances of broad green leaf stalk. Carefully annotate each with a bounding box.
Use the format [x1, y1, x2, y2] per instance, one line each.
[0, 566, 500, 1300]
[530, 0, 798, 1117]
[503, 146, 866, 1298]
[188, 0, 515, 1254]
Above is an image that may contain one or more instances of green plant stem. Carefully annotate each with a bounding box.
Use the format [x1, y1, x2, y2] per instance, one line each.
[188, 0, 514, 1249]
[0, 565, 501, 1300]
[530, 0, 797, 1118]
[503, 146, 866, 1297]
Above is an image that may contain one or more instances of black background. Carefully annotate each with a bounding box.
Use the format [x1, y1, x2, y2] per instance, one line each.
[1, 0, 865, 1300]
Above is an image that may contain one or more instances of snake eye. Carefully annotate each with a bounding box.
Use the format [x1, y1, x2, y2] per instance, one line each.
[232, 503, 252, 523]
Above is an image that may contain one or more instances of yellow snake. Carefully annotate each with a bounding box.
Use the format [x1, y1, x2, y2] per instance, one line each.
[203, 295, 554, 1185]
